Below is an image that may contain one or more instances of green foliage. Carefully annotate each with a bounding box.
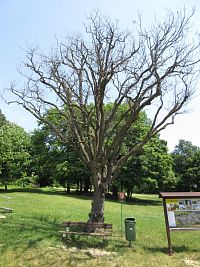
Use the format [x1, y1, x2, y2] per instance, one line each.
[118, 135, 176, 195]
[0, 110, 7, 126]
[138, 138, 176, 193]
[139, 177, 159, 193]
[0, 122, 31, 189]
[30, 105, 178, 194]
[186, 150, 200, 190]
[34, 106, 155, 192]
[171, 140, 200, 191]
[30, 123, 91, 190]
[30, 129, 54, 186]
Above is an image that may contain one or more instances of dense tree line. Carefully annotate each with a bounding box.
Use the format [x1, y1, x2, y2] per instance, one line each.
[1, 109, 200, 194]
[0, 110, 31, 190]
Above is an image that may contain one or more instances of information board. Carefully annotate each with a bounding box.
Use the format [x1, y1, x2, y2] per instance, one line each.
[159, 192, 200, 256]
[166, 198, 200, 228]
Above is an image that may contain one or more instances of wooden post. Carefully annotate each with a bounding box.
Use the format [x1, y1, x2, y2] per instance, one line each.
[162, 198, 173, 256]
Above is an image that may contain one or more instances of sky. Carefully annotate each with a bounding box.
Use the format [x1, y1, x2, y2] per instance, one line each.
[1, 0, 200, 151]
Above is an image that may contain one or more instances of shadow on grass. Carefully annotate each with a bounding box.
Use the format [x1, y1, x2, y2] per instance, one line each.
[60, 236, 110, 250]
[27, 238, 44, 248]
[1, 187, 67, 196]
[26, 245, 94, 267]
[118, 197, 161, 207]
[1, 187, 162, 206]
[1, 187, 94, 201]
[0, 214, 60, 251]
[62, 234, 130, 253]
[144, 245, 200, 254]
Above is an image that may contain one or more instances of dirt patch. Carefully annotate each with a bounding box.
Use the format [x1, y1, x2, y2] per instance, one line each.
[82, 248, 117, 257]
[60, 245, 117, 257]
[184, 258, 200, 267]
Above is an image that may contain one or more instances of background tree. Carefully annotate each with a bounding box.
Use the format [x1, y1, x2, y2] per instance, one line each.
[0, 110, 7, 126]
[8, 10, 200, 223]
[185, 150, 200, 191]
[30, 129, 55, 187]
[171, 139, 200, 191]
[0, 122, 31, 190]
[30, 110, 91, 191]
[137, 138, 176, 193]
[118, 137, 176, 196]
[112, 110, 152, 197]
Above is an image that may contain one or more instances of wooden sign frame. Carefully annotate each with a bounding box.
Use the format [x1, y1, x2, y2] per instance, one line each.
[159, 192, 200, 256]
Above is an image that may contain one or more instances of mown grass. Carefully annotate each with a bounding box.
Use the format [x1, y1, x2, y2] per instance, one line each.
[0, 187, 200, 267]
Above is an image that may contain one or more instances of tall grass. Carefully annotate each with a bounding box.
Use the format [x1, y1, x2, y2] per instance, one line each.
[0, 187, 200, 267]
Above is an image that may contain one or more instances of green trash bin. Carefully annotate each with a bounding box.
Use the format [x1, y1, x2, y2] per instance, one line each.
[124, 217, 136, 246]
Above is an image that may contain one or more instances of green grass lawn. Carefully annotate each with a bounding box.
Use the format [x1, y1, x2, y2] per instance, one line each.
[0, 187, 200, 267]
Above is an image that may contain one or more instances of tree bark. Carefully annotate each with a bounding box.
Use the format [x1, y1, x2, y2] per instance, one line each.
[88, 184, 106, 223]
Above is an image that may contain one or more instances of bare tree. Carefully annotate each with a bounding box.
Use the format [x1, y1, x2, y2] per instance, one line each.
[8, 10, 200, 223]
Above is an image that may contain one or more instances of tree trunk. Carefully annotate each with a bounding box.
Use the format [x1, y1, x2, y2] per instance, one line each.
[112, 185, 118, 199]
[84, 179, 90, 193]
[4, 183, 7, 191]
[66, 182, 70, 193]
[127, 188, 131, 199]
[79, 180, 83, 192]
[88, 184, 106, 223]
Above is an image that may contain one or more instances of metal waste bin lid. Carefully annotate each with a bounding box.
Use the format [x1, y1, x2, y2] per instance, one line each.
[125, 217, 136, 222]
